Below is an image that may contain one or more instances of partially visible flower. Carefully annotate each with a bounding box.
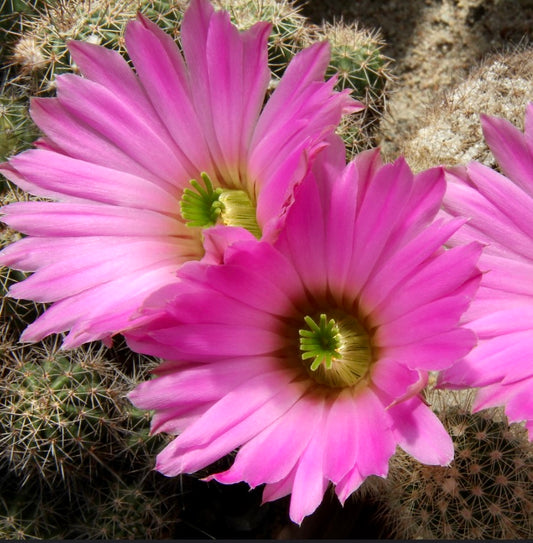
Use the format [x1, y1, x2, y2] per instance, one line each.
[0, 0, 359, 348]
[439, 103, 533, 439]
[127, 141, 482, 524]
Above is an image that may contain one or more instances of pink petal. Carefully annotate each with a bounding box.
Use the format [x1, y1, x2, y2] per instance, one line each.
[398, 165, 446, 242]
[30, 97, 159, 181]
[274, 166, 327, 293]
[150, 403, 212, 435]
[481, 112, 533, 196]
[255, 141, 311, 241]
[322, 390, 360, 483]
[440, 328, 533, 387]
[370, 357, 425, 401]
[262, 466, 297, 503]
[148, 322, 287, 360]
[470, 305, 533, 337]
[5, 150, 180, 212]
[5, 238, 182, 302]
[387, 327, 477, 371]
[289, 399, 329, 525]
[155, 373, 305, 475]
[468, 161, 533, 240]
[388, 396, 454, 465]
[473, 378, 533, 430]
[214, 390, 318, 488]
[480, 253, 533, 297]
[249, 41, 358, 186]
[179, 239, 303, 316]
[54, 74, 186, 184]
[334, 465, 364, 505]
[20, 264, 178, 347]
[334, 388, 395, 503]
[203, 12, 271, 175]
[251, 41, 330, 145]
[444, 168, 533, 259]
[372, 242, 482, 324]
[323, 161, 359, 300]
[376, 294, 474, 347]
[124, 14, 209, 176]
[128, 357, 272, 411]
[201, 225, 256, 264]
[1, 201, 182, 237]
[348, 158, 415, 292]
[68, 40, 151, 113]
[361, 217, 467, 314]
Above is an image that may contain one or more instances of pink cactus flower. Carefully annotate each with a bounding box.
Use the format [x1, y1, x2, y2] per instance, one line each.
[127, 141, 482, 524]
[0, 0, 359, 348]
[439, 103, 533, 440]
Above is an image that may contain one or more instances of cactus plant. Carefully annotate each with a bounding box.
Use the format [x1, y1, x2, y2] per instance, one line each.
[303, 20, 394, 157]
[0, 267, 44, 336]
[0, 0, 42, 61]
[0, 93, 40, 162]
[401, 45, 533, 173]
[0, 471, 71, 539]
[9, 0, 139, 94]
[70, 470, 181, 539]
[8, 0, 309, 96]
[380, 390, 533, 539]
[0, 339, 143, 487]
[320, 21, 392, 100]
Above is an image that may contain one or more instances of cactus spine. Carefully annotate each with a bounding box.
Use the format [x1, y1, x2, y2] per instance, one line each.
[400, 46, 533, 173]
[381, 391, 533, 539]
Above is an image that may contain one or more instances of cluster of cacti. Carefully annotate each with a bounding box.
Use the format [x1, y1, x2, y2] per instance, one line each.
[380, 391, 533, 539]
[8, 0, 139, 94]
[3, 0, 390, 151]
[73, 471, 180, 539]
[0, 320, 179, 538]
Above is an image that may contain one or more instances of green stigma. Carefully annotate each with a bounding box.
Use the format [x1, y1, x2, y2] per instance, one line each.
[298, 312, 373, 388]
[180, 173, 261, 238]
[180, 173, 224, 228]
[299, 314, 342, 371]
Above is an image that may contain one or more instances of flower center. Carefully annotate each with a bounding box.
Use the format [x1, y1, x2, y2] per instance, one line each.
[180, 173, 261, 238]
[298, 312, 373, 388]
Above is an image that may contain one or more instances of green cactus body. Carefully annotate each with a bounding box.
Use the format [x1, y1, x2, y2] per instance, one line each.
[328, 43, 386, 98]
[0, 341, 136, 486]
[72, 472, 180, 539]
[10, 0, 138, 94]
[138, 0, 187, 40]
[382, 400, 533, 539]
[301, 21, 393, 157]
[0, 476, 70, 539]
[0, 265, 45, 337]
[9, 0, 308, 96]
[0, 94, 40, 162]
